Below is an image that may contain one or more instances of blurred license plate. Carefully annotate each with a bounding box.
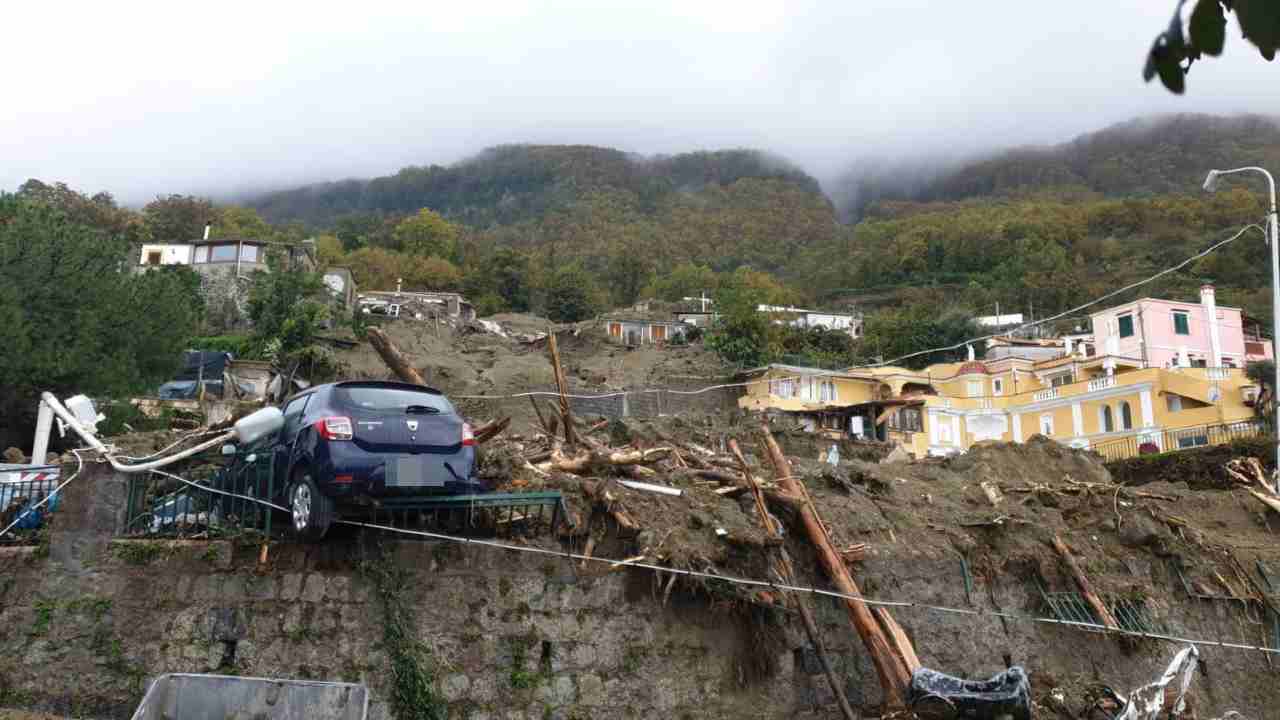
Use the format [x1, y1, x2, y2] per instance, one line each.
[390, 455, 442, 487]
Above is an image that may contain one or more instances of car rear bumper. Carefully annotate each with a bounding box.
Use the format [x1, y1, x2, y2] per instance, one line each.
[315, 446, 483, 498]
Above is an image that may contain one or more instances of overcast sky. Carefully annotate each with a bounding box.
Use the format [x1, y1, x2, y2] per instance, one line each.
[4, 0, 1279, 205]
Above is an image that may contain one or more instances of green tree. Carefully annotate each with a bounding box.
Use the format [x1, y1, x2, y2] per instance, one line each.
[1145, 0, 1280, 94]
[142, 194, 217, 242]
[644, 262, 718, 302]
[543, 265, 602, 322]
[393, 208, 459, 259]
[0, 191, 201, 438]
[213, 206, 272, 239]
[705, 270, 778, 367]
[860, 304, 982, 369]
[246, 262, 327, 356]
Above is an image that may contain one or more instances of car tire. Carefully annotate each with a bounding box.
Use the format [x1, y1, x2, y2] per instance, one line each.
[290, 469, 333, 542]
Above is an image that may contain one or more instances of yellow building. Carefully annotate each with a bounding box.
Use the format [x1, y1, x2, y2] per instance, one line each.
[737, 355, 1264, 460]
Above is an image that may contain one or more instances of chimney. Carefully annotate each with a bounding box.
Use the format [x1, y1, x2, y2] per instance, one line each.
[202, 222, 211, 241]
[1201, 283, 1222, 368]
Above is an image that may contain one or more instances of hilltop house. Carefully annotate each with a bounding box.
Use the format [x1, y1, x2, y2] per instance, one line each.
[133, 225, 315, 279]
[739, 288, 1273, 460]
[756, 305, 862, 338]
[604, 312, 693, 346]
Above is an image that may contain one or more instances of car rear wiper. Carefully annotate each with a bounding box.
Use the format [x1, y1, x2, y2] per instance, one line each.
[405, 405, 441, 415]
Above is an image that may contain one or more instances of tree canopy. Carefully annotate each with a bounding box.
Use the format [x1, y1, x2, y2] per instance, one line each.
[0, 190, 202, 441]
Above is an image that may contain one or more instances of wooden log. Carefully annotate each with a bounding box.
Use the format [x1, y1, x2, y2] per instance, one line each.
[366, 327, 426, 385]
[473, 417, 511, 444]
[547, 331, 577, 448]
[874, 608, 922, 673]
[729, 439, 858, 720]
[1249, 489, 1280, 515]
[581, 479, 639, 534]
[758, 423, 913, 708]
[529, 395, 553, 435]
[1051, 534, 1120, 631]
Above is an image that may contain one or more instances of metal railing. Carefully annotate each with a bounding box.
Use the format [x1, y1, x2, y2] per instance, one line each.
[1091, 419, 1267, 463]
[123, 452, 276, 538]
[0, 469, 62, 545]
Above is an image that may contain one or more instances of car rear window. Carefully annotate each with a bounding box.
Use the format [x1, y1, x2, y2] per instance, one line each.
[333, 386, 455, 414]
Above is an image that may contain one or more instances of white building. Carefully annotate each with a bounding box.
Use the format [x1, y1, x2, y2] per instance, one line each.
[757, 305, 863, 338]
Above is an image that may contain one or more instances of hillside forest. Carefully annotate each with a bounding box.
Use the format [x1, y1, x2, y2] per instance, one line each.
[5, 113, 1280, 444]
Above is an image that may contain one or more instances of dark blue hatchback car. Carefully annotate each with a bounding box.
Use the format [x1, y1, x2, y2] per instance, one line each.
[251, 380, 482, 540]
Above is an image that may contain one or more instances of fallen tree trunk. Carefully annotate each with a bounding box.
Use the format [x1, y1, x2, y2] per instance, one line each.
[1051, 534, 1120, 631]
[758, 423, 914, 708]
[366, 327, 426, 385]
[729, 439, 858, 720]
[473, 417, 511, 444]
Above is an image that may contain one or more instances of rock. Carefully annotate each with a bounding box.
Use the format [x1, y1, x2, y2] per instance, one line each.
[1119, 514, 1166, 549]
[3, 447, 24, 464]
[880, 445, 912, 465]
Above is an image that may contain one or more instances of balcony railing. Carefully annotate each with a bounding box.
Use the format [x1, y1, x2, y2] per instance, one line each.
[1033, 388, 1059, 401]
[1087, 376, 1115, 392]
[1091, 419, 1266, 463]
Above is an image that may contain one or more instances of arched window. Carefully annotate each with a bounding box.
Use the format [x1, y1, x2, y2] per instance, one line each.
[1102, 405, 1114, 433]
[1120, 401, 1133, 430]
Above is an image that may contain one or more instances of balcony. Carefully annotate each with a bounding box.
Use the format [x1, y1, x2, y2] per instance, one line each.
[1087, 376, 1115, 392]
[1033, 388, 1059, 402]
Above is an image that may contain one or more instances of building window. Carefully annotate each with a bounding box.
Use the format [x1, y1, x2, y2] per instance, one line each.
[240, 244, 260, 263]
[967, 380, 982, 398]
[1166, 394, 1183, 412]
[145, 250, 162, 265]
[1050, 373, 1074, 388]
[1118, 314, 1134, 338]
[771, 379, 795, 398]
[194, 245, 209, 263]
[889, 407, 923, 433]
[209, 244, 237, 262]
[992, 378, 1004, 396]
[1191, 358, 1207, 368]
[1120, 401, 1133, 430]
[1173, 311, 1190, 335]
[1039, 414, 1055, 436]
[1102, 405, 1114, 433]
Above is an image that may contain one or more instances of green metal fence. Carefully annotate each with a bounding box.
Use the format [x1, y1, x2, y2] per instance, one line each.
[1037, 580, 1157, 635]
[122, 452, 276, 538]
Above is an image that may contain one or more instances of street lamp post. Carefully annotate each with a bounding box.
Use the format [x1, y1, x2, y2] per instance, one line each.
[1204, 166, 1280, 493]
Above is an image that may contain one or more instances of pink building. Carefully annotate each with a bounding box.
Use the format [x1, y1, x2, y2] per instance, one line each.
[1090, 285, 1273, 369]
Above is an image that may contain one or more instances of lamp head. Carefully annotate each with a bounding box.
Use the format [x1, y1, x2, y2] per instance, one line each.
[1203, 170, 1221, 193]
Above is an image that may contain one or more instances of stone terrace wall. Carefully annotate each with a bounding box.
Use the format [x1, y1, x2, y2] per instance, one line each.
[1, 464, 1277, 719]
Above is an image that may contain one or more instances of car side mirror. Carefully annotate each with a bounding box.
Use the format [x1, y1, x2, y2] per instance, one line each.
[221, 444, 238, 456]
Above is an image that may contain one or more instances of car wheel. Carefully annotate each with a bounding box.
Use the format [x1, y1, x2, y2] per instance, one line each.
[290, 470, 333, 542]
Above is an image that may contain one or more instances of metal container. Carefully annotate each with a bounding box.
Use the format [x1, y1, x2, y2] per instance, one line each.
[131, 673, 368, 720]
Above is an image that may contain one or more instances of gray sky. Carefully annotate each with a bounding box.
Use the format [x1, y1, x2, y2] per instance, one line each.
[4, 0, 1279, 205]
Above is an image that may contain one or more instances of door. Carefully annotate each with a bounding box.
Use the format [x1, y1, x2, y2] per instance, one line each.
[652, 325, 666, 344]
[273, 393, 311, 489]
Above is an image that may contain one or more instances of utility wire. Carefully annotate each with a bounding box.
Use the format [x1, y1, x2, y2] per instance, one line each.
[29, 450, 1280, 656]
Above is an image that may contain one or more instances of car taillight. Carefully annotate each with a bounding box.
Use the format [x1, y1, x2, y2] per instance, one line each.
[462, 422, 476, 447]
[316, 416, 353, 440]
